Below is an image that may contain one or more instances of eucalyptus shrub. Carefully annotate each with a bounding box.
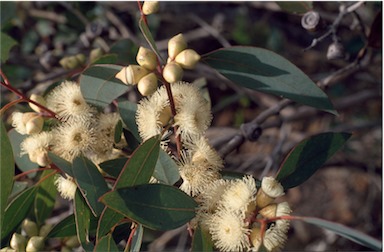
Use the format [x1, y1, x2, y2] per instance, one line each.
[0, 2, 381, 252]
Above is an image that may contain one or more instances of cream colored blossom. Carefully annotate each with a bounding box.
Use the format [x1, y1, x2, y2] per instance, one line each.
[51, 120, 96, 162]
[172, 82, 212, 139]
[21, 131, 53, 166]
[178, 151, 220, 197]
[46, 81, 96, 121]
[12, 112, 42, 135]
[261, 177, 284, 198]
[197, 179, 230, 213]
[184, 136, 223, 170]
[54, 175, 77, 200]
[208, 209, 251, 252]
[220, 175, 257, 214]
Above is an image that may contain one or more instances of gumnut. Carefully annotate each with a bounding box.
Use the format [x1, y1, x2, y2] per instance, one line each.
[162, 62, 183, 83]
[138, 73, 158, 96]
[22, 219, 38, 237]
[115, 65, 149, 85]
[168, 33, 187, 59]
[136, 47, 157, 70]
[175, 49, 201, 69]
[10, 233, 26, 251]
[25, 236, 45, 252]
[89, 48, 104, 63]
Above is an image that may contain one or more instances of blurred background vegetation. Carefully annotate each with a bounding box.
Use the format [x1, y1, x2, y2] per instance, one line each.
[1, 2, 381, 251]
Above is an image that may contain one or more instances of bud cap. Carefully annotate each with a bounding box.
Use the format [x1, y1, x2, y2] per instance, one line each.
[162, 62, 183, 83]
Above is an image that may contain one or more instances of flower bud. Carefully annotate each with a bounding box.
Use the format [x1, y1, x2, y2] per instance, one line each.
[64, 236, 80, 248]
[174, 49, 200, 69]
[0, 247, 16, 251]
[259, 203, 277, 219]
[256, 177, 284, 208]
[168, 33, 187, 59]
[158, 105, 173, 126]
[28, 94, 46, 113]
[142, 1, 160, 15]
[115, 65, 149, 85]
[89, 48, 104, 62]
[59, 56, 81, 70]
[36, 152, 49, 167]
[136, 47, 157, 70]
[38, 224, 53, 237]
[249, 226, 262, 249]
[10, 233, 26, 251]
[22, 113, 38, 126]
[162, 62, 183, 83]
[25, 115, 44, 135]
[60, 246, 72, 252]
[301, 11, 321, 32]
[75, 54, 86, 65]
[138, 73, 158, 96]
[25, 236, 45, 252]
[22, 219, 38, 237]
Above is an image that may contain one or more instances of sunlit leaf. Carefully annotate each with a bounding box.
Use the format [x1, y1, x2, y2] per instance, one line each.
[72, 156, 109, 217]
[276, 132, 352, 189]
[277, 2, 313, 14]
[34, 170, 57, 226]
[202, 46, 336, 114]
[154, 150, 180, 185]
[101, 184, 197, 230]
[114, 136, 160, 189]
[296, 216, 382, 250]
[192, 225, 213, 252]
[1, 121, 14, 230]
[80, 64, 129, 108]
[1, 186, 37, 242]
[118, 100, 140, 141]
[8, 129, 38, 177]
[74, 190, 94, 251]
[0, 32, 17, 63]
[95, 233, 120, 252]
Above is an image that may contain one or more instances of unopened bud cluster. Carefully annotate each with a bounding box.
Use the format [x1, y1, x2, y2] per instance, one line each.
[5, 219, 80, 252]
[115, 33, 200, 96]
[163, 33, 201, 83]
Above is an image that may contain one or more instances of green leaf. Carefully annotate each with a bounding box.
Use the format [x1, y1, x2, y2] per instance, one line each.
[79, 64, 129, 108]
[47, 214, 76, 238]
[114, 120, 123, 143]
[95, 233, 120, 252]
[91, 54, 118, 65]
[114, 136, 160, 189]
[99, 158, 128, 178]
[129, 224, 143, 252]
[74, 190, 94, 251]
[296, 216, 382, 250]
[34, 170, 57, 226]
[276, 132, 352, 189]
[72, 156, 110, 217]
[1, 32, 17, 63]
[118, 100, 140, 141]
[1, 186, 38, 242]
[138, 18, 164, 64]
[154, 150, 180, 185]
[202, 46, 336, 114]
[1, 121, 14, 230]
[276, 2, 313, 14]
[109, 38, 137, 65]
[96, 207, 125, 241]
[192, 225, 214, 252]
[8, 129, 38, 177]
[48, 152, 73, 177]
[100, 184, 197, 231]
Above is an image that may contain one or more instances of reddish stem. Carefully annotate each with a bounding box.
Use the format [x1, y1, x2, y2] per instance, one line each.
[137, 1, 148, 26]
[0, 98, 24, 116]
[126, 223, 138, 250]
[14, 167, 57, 181]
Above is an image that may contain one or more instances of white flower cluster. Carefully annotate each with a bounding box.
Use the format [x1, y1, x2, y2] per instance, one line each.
[11, 81, 123, 200]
